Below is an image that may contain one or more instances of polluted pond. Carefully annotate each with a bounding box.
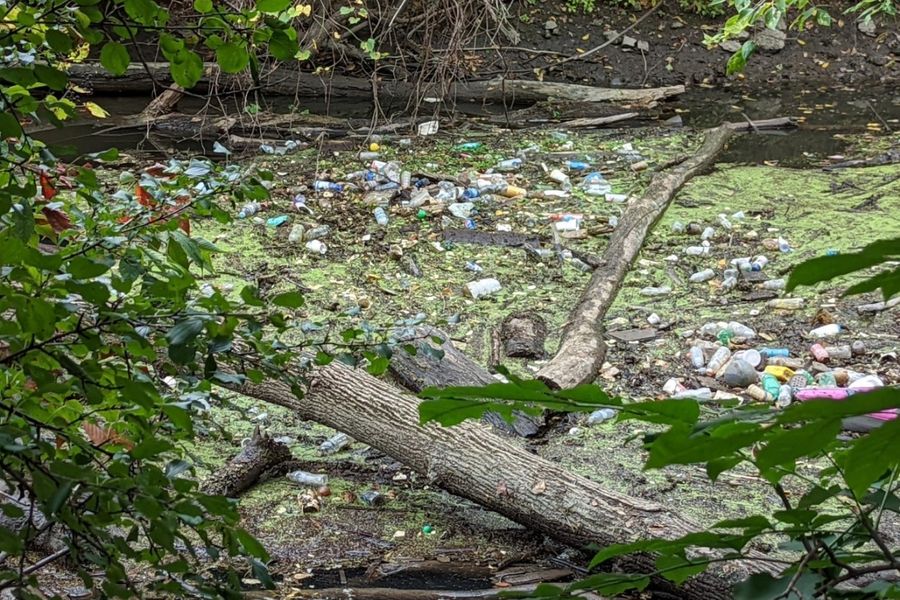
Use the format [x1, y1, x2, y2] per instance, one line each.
[164, 121, 900, 596]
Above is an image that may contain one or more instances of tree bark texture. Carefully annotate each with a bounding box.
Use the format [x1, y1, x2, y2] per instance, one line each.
[501, 313, 547, 359]
[200, 427, 292, 497]
[230, 359, 775, 600]
[66, 63, 684, 105]
[535, 125, 735, 390]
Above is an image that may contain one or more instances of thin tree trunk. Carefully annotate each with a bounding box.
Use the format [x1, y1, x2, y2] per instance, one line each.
[228, 359, 778, 600]
[200, 426, 292, 497]
[535, 125, 735, 390]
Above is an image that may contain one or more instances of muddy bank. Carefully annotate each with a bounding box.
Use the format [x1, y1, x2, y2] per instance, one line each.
[475, 4, 899, 89]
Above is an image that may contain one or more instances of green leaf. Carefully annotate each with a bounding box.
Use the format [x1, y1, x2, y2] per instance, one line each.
[68, 256, 111, 279]
[726, 40, 756, 75]
[166, 317, 205, 346]
[842, 418, 900, 498]
[843, 267, 900, 300]
[216, 42, 249, 73]
[124, 0, 159, 24]
[419, 398, 524, 427]
[0, 113, 23, 137]
[755, 419, 842, 472]
[655, 553, 708, 584]
[194, 0, 213, 11]
[734, 572, 822, 600]
[620, 399, 700, 425]
[235, 528, 268, 560]
[46, 29, 74, 53]
[366, 356, 389, 376]
[100, 42, 131, 75]
[241, 285, 264, 307]
[569, 573, 650, 596]
[271, 290, 304, 308]
[34, 64, 68, 91]
[257, 0, 291, 13]
[170, 50, 204, 88]
[780, 388, 900, 423]
[131, 438, 172, 460]
[269, 29, 299, 60]
[787, 238, 900, 292]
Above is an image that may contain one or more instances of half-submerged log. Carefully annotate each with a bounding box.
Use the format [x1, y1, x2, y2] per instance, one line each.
[201, 426, 292, 497]
[536, 125, 735, 389]
[229, 359, 777, 600]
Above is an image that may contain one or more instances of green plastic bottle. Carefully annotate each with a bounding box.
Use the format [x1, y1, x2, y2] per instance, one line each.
[761, 373, 781, 400]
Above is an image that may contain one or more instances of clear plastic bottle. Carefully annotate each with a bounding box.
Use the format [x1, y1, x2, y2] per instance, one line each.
[690, 269, 716, 283]
[640, 285, 672, 296]
[374, 207, 389, 226]
[287, 470, 328, 487]
[701, 226, 716, 240]
[495, 158, 523, 171]
[313, 181, 343, 192]
[706, 346, 732, 374]
[238, 202, 261, 218]
[685, 245, 710, 256]
[762, 278, 785, 290]
[587, 408, 617, 424]
[581, 172, 612, 196]
[809, 324, 842, 339]
[318, 433, 351, 456]
[689, 345, 706, 369]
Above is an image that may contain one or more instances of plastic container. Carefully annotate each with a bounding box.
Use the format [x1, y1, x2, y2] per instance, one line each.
[581, 172, 611, 196]
[374, 207, 389, 226]
[318, 433, 351, 455]
[689, 269, 716, 283]
[701, 226, 716, 240]
[287, 470, 328, 487]
[762, 279, 786, 290]
[495, 158, 523, 171]
[764, 365, 795, 381]
[760, 348, 790, 358]
[455, 142, 483, 151]
[465, 278, 502, 299]
[465, 261, 483, 273]
[760, 373, 781, 399]
[305, 240, 327, 254]
[746, 384, 770, 402]
[767, 298, 805, 310]
[685, 245, 710, 256]
[566, 160, 590, 171]
[288, 224, 305, 244]
[776, 384, 793, 408]
[671, 388, 712, 400]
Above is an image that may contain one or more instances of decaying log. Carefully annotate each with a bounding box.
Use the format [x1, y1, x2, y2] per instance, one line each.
[555, 112, 640, 129]
[442, 229, 542, 249]
[389, 327, 541, 437]
[536, 125, 735, 389]
[500, 313, 547, 359]
[139, 85, 184, 121]
[66, 63, 684, 106]
[200, 426, 292, 497]
[228, 359, 778, 600]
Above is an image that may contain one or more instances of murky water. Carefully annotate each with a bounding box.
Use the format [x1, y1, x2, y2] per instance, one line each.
[31, 85, 899, 165]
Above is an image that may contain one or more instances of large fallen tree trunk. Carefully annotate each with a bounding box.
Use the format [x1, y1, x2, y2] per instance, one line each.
[66, 63, 684, 105]
[535, 125, 735, 389]
[228, 359, 778, 600]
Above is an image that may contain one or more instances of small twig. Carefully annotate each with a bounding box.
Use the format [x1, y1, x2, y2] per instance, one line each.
[866, 100, 892, 133]
[741, 112, 760, 134]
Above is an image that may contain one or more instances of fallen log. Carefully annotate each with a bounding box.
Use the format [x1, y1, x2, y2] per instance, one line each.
[245, 583, 601, 599]
[200, 426, 292, 497]
[389, 327, 541, 437]
[228, 359, 778, 600]
[555, 112, 640, 129]
[536, 125, 735, 389]
[66, 63, 684, 106]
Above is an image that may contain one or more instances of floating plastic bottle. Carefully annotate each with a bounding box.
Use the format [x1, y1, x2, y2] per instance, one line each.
[587, 408, 617, 424]
[287, 470, 328, 487]
[762, 278, 786, 290]
[495, 158, 523, 171]
[701, 226, 716, 240]
[455, 142, 483, 151]
[766, 298, 805, 310]
[671, 388, 712, 400]
[776, 384, 793, 408]
[823, 344, 852, 360]
[706, 346, 732, 375]
[685, 245, 710, 256]
[777, 237, 792, 252]
[809, 324, 842, 339]
[465, 278, 502, 299]
[318, 433, 351, 455]
[288, 224, 305, 244]
[689, 346, 706, 369]
[374, 207, 389, 226]
[751, 255, 768, 271]
[690, 269, 716, 283]
[465, 261, 483, 273]
[760, 373, 781, 399]
[810, 343, 829, 362]
[238, 202, 261, 218]
[566, 160, 590, 171]
[671, 221, 685, 233]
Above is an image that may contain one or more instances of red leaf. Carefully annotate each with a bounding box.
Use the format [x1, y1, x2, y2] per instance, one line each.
[41, 207, 73, 232]
[83, 422, 134, 450]
[179, 218, 190, 235]
[40, 173, 57, 200]
[135, 184, 155, 208]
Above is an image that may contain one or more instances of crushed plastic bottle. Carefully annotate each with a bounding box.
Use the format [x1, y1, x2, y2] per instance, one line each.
[671, 221, 685, 233]
[727, 322, 756, 339]
[751, 255, 768, 271]
[288, 224, 305, 244]
[777, 237, 792, 252]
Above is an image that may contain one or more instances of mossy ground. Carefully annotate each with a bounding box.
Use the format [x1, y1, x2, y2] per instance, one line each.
[188, 126, 900, 582]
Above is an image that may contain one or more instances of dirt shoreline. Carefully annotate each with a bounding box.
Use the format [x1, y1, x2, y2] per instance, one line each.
[465, 4, 898, 90]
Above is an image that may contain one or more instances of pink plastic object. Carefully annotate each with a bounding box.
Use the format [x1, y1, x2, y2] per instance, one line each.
[795, 387, 897, 422]
[810, 343, 829, 363]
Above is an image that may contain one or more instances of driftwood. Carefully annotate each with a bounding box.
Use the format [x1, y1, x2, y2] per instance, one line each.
[200, 427, 292, 497]
[556, 112, 640, 129]
[66, 63, 684, 105]
[500, 313, 547, 359]
[389, 327, 541, 437]
[227, 359, 778, 600]
[535, 125, 735, 389]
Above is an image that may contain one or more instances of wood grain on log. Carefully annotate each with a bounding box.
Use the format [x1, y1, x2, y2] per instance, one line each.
[200, 426, 292, 497]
